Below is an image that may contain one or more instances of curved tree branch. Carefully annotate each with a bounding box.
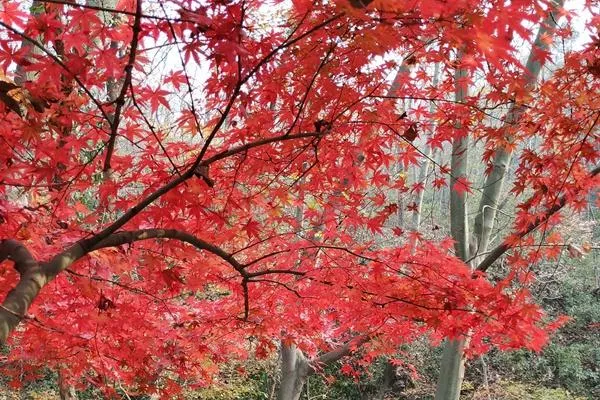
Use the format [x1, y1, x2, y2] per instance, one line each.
[46, 228, 246, 279]
[202, 130, 327, 165]
[0, 228, 246, 343]
[0, 240, 44, 344]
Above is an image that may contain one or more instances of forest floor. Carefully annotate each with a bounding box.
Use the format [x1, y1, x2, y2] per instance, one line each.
[0, 380, 587, 399]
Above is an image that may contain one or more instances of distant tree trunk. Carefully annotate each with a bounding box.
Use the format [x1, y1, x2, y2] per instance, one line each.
[14, 1, 44, 85]
[373, 360, 397, 400]
[376, 58, 416, 398]
[88, 0, 121, 179]
[412, 62, 440, 230]
[411, 151, 430, 229]
[89, 0, 120, 103]
[392, 61, 412, 226]
[470, 0, 563, 264]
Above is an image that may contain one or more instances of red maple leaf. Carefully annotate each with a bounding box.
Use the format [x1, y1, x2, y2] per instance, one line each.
[452, 176, 473, 196]
[243, 219, 261, 239]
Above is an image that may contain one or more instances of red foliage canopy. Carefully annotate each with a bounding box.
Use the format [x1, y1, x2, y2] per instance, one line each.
[0, 0, 598, 396]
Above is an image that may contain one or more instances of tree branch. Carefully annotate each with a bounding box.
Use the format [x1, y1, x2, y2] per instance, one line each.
[103, 0, 143, 173]
[309, 335, 370, 374]
[476, 164, 600, 272]
[55, 228, 245, 277]
[39, 0, 209, 23]
[202, 130, 327, 165]
[0, 229, 246, 343]
[0, 240, 44, 344]
[189, 13, 342, 171]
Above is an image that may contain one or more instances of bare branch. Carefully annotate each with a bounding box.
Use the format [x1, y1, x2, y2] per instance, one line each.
[130, 86, 182, 175]
[247, 269, 305, 278]
[241, 278, 249, 320]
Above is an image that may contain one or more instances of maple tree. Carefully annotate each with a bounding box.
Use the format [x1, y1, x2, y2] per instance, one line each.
[0, 0, 598, 398]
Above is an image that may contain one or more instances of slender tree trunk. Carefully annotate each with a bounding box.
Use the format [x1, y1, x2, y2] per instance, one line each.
[88, 0, 120, 179]
[434, 53, 470, 400]
[471, 0, 564, 263]
[376, 58, 417, 397]
[434, 3, 563, 399]
[412, 150, 430, 229]
[412, 63, 440, 230]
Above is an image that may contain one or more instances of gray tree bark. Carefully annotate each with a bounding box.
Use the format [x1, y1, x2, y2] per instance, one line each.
[471, 0, 564, 264]
[434, 53, 470, 400]
[277, 344, 310, 400]
[412, 62, 440, 230]
[434, 2, 564, 399]
[277, 337, 368, 400]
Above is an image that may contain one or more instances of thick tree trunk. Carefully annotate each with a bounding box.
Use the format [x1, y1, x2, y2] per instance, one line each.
[58, 369, 78, 400]
[278, 344, 310, 400]
[435, 339, 466, 400]
[277, 337, 368, 400]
